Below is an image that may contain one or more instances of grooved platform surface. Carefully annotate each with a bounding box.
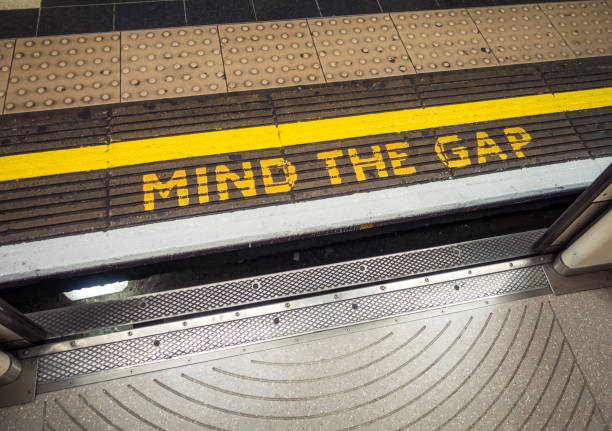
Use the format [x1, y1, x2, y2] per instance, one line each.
[1, 291, 610, 430]
[120, 26, 226, 102]
[4, 33, 120, 113]
[1, 57, 612, 247]
[391, 9, 498, 72]
[0, 0, 610, 112]
[470, 4, 575, 65]
[309, 14, 415, 82]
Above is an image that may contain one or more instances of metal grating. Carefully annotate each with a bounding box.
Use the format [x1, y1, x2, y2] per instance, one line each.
[470, 5, 575, 65]
[36, 264, 550, 385]
[120, 26, 226, 102]
[543, 0, 612, 58]
[391, 9, 498, 72]
[5, 33, 121, 113]
[28, 229, 545, 338]
[219, 20, 324, 91]
[308, 14, 415, 82]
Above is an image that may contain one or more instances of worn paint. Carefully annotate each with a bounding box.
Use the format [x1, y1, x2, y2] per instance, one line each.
[1, 87, 611, 183]
[142, 127, 531, 211]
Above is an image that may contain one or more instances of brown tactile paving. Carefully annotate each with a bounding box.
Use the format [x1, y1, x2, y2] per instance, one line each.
[120, 26, 226, 103]
[219, 20, 324, 92]
[308, 14, 415, 83]
[5, 33, 120, 114]
[0, 40, 14, 114]
[469, 4, 575, 65]
[542, 0, 612, 58]
[391, 9, 498, 73]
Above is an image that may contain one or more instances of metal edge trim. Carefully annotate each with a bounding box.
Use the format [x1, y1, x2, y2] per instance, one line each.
[27, 227, 546, 336]
[19, 254, 552, 359]
[35, 287, 550, 394]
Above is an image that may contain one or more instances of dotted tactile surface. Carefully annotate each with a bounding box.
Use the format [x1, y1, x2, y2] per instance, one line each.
[219, 21, 324, 91]
[0, 40, 14, 114]
[543, 0, 612, 58]
[391, 9, 498, 73]
[5, 33, 120, 114]
[308, 14, 415, 82]
[121, 27, 226, 102]
[470, 5, 575, 65]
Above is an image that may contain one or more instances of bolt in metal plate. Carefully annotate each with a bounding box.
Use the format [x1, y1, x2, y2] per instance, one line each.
[470, 5, 575, 65]
[309, 14, 415, 82]
[0, 40, 14, 114]
[5, 33, 120, 113]
[121, 26, 226, 102]
[543, 0, 612, 58]
[219, 20, 324, 92]
[391, 9, 498, 73]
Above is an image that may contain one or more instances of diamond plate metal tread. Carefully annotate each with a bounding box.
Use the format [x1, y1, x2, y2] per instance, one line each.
[391, 9, 499, 72]
[4, 33, 121, 114]
[308, 14, 415, 82]
[3, 294, 610, 430]
[543, 0, 612, 58]
[469, 4, 576, 65]
[33, 263, 550, 385]
[120, 26, 227, 102]
[219, 21, 324, 92]
[27, 229, 545, 339]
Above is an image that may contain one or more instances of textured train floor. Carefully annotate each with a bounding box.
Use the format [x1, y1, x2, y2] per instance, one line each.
[1, 288, 610, 431]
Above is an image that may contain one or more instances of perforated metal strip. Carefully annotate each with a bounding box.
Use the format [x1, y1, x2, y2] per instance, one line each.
[28, 229, 544, 339]
[36, 264, 550, 385]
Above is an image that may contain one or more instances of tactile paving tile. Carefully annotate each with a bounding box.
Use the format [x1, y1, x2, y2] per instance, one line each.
[121, 27, 226, 103]
[391, 9, 498, 73]
[0, 40, 14, 114]
[470, 5, 575, 65]
[542, 0, 612, 58]
[5, 33, 120, 114]
[219, 21, 324, 92]
[308, 14, 415, 83]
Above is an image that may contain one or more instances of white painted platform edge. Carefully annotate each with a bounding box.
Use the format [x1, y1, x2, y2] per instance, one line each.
[1, 156, 610, 285]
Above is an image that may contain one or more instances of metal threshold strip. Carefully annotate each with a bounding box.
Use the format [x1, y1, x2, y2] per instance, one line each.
[22, 253, 554, 393]
[28, 229, 546, 339]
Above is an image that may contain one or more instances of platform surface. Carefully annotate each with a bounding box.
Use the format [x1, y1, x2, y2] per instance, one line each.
[1, 0, 612, 285]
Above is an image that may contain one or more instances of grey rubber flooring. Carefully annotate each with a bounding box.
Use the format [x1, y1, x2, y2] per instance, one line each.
[1, 288, 610, 430]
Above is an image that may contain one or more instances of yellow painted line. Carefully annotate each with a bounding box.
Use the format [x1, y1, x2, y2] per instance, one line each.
[2, 86, 612, 183]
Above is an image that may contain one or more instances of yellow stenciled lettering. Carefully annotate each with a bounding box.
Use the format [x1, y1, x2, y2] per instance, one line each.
[504, 127, 531, 158]
[260, 158, 298, 194]
[317, 150, 344, 185]
[477, 131, 508, 164]
[215, 162, 256, 200]
[435, 135, 471, 168]
[142, 169, 189, 211]
[195, 167, 209, 204]
[348, 145, 388, 181]
[385, 142, 416, 176]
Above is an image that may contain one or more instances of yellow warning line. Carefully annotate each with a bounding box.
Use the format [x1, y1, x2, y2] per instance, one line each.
[2, 86, 612, 183]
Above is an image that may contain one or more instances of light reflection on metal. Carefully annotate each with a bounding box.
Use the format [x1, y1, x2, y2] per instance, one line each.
[63, 281, 128, 301]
